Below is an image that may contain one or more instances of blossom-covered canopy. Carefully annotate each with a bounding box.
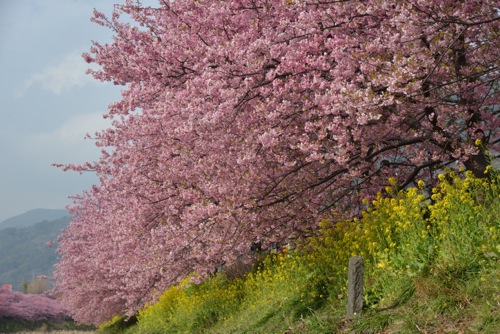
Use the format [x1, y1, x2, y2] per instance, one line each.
[55, 0, 499, 324]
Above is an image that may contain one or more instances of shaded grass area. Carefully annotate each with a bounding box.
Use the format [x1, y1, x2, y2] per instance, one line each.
[99, 171, 499, 333]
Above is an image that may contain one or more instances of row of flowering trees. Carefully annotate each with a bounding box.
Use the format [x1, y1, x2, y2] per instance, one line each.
[0, 287, 69, 323]
[54, 0, 499, 325]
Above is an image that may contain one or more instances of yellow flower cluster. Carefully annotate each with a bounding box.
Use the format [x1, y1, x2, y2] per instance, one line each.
[426, 171, 499, 269]
[132, 168, 499, 331]
[307, 168, 499, 307]
[137, 274, 243, 332]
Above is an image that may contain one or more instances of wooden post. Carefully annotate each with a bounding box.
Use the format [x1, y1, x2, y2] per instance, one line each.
[347, 256, 364, 316]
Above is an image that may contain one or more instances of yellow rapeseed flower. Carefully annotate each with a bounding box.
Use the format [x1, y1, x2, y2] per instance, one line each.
[388, 177, 397, 185]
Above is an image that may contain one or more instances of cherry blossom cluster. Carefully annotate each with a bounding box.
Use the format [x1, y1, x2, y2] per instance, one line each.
[54, 0, 499, 324]
[0, 288, 69, 323]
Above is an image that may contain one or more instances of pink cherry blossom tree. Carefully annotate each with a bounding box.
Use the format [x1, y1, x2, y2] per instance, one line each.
[54, 0, 499, 324]
[0, 288, 69, 323]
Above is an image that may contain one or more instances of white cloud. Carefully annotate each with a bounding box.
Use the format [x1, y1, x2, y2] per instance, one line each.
[20, 51, 100, 95]
[22, 112, 111, 165]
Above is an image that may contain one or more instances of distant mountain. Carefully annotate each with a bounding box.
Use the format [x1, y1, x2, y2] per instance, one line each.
[0, 208, 69, 230]
[0, 215, 71, 291]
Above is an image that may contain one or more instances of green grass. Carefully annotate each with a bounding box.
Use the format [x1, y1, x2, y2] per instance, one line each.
[98, 170, 500, 334]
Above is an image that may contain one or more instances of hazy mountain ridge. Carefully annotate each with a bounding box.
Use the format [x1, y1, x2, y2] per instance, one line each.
[0, 211, 71, 291]
[0, 208, 69, 230]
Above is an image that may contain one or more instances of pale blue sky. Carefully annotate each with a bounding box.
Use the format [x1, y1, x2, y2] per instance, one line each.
[0, 1, 146, 222]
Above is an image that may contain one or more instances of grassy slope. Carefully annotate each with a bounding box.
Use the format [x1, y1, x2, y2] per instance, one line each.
[100, 171, 499, 334]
